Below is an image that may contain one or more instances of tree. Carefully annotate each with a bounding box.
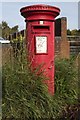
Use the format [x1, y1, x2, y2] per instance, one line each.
[1, 21, 19, 39]
[2, 21, 8, 29]
[71, 29, 78, 36]
[67, 29, 71, 35]
[77, 29, 80, 36]
[11, 25, 18, 34]
[2, 21, 11, 39]
[67, 29, 80, 36]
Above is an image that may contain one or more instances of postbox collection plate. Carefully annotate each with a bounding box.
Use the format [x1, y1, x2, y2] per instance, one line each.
[35, 36, 48, 54]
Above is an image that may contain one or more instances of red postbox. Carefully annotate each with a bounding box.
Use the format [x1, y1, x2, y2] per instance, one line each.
[20, 4, 60, 95]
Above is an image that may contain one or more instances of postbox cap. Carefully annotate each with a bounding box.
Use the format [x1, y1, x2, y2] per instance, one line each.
[20, 4, 60, 21]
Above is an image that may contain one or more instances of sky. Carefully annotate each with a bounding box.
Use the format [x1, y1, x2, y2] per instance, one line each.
[78, 1, 80, 29]
[0, 2, 79, 31]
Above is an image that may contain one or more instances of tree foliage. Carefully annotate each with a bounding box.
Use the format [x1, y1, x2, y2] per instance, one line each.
[71, 29, 78, 36]
[10, 25, 18, 34]
[67, 29, 71, 35]
[2, 21, 10, 39]
[67, 29, 80, 36]
[1, 21, 19, 39]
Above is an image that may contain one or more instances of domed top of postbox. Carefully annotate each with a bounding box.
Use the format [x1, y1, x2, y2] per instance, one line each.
[20, 4, 60, 21]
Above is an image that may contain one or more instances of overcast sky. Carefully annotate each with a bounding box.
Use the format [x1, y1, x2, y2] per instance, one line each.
[0, 2, 79, 31]
[78, 1, 80, 29]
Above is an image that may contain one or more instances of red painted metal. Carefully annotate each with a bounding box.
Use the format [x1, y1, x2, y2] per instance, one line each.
[20, 4, 60, 95]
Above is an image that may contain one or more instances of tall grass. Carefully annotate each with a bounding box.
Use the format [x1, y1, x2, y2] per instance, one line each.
[2, 47, 53, 119]
[54, 58, 78, 120]
[2, 45, 78, 120]
[55, 58, 78, 104]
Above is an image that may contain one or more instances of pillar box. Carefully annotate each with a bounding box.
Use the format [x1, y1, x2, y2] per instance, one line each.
[20, 4, 60, 95]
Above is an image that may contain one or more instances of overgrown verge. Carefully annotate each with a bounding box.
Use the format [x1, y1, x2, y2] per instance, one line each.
[2, 48, 53, 119]
[54, 58, 79, 120]
[2, 46, 78, 120]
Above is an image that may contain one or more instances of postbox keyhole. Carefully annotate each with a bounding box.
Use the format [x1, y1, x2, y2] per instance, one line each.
[48, 61, 54, 69]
